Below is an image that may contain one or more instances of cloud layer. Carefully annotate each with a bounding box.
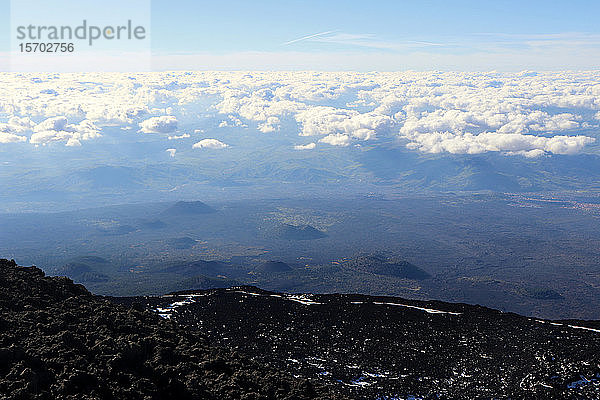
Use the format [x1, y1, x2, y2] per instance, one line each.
[0, 71, 598, 157]
[192, 139, 229, 149]
[139, 116, 178, 134]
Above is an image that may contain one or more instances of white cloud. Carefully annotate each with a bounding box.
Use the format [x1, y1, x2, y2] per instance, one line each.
[29, 117, 100, 146]
[168, 133, 190, 140]
[0, 117, 35, 134]
[283, 31, 338, 46]
[294, 142, 316, 150]
[405, 131, 595, 156]
[35, 116, 69, 132]
[65, 138, 82, 147]
[192, 138, 229, 149]
[0, 131, 27, 143]
[0, 71, 598, 157]
[139, 116, 178, 133]
[506, 149, 547, 158]
[319, 133, 351, 147]
[218, 115, 247, 128]
[258, 116, 281, 133]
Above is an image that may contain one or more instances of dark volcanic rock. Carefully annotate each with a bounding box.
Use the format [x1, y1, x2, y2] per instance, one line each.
[524, 287, 564, 300]
[275, 224, 327, 240]
[344, 253, 431, 279]
[117, 286, 600, 400]
[256, 261, 293, 273]
[158, 259, 228, 277]
[162, 201, 215, 216]
[0, 259, 345, 400]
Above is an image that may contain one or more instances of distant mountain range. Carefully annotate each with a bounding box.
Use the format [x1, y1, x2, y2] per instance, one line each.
[5, 146, 600, 213]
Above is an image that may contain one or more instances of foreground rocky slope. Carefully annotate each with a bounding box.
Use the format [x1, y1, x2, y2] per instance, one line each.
[0, 259, 344, 400]
[113, 287, 600, 399]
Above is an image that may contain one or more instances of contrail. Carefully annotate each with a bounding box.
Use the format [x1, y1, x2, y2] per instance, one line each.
[283, 30, 336, 45]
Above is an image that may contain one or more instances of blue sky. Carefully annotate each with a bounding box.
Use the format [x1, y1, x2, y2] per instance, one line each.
[2, 0, 600, 70]
[151, 0, 599, 52]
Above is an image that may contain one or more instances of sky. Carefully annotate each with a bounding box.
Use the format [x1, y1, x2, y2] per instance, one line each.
[1, 0, 600, 71]
[151, 1, 599, 52]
